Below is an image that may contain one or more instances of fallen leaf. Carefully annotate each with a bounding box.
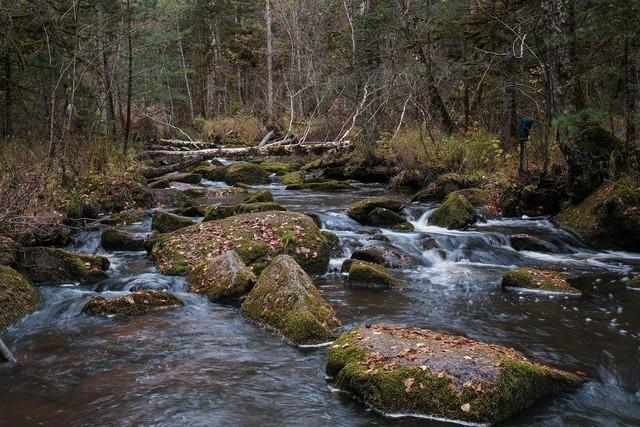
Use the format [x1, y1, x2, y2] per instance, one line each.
[461, 403, 471, 413]
[404, 378, 415, 393]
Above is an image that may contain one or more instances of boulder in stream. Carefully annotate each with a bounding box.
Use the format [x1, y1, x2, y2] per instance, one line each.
[189, 251, 256, 302]
[82, 290, 183, 316]
[286, 180, 355, 192]
[0, 266, 37, 330]
[345, 260, 396, 290]
[429, 193, 478, 230]
[203, 202, 287, 222]
[15, 247, 109, 284]
[510, 234, 555, 253]
[412, 173, 472, 202]
[366, 208, 414, 232]
[502, 268, 581, 296]
[347, 197, 404, 223]
[627, 276, 640, 291]
[161, 172, 202, 185]
[448, 188, 491, 208]
[281, 171, 305, 185]
[149, 211, 333, 276]
[149, 178, 171, 189]
[326, 324, 583, 425]
[151, 211, 197, 234]
[101, 208, 147, 225]
[101, 229, 145, 251]
[224, 162, 270, 185]
[245, 189, 274, 204]
[240, 255, 340, 345]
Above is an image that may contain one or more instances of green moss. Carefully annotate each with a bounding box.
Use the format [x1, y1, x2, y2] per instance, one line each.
[429, 193, 478, 230]
[82, 290, 183, 316]
[0, 266, 37, 330]
[347, 260, 395, 290]
[102, 209, 147, 225]
[256, 160, 299, 175]
[182, 188, 208, 198]
[449, 188, 491, 207]
[412, 173, 471, 202]
[347, 197, 404, 223]
[326, 326, 582, 424]
[240, 255, 340, 344]
[151, 211, 331, 277]
[245, 190, 274, 204]
[0, 236, 18, 265]
[321, 231, 340, 256]
[15, 247, 109, 284]
[502, 268, 580, 295]
[101, 229, 145, 251]
[282, 171, 305, 185]
[628, 276, 640, 290]
[152, 211, 196, 234]
[224, 162, 270, 185]
[188, 251, 256, 301]
[169, 173, 202, 184]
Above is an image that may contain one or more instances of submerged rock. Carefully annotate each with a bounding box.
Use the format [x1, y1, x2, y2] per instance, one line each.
[555, 176, 640, 251]
[151, 211, 197, 234]
[510, 234, 555, 253]
[224, 162, 270, 186]
[149, 211, 333, 276]
[502, 268, 581, 296]
[245, 189, 274, 204]
[0, 236, 18, 266]
[0, 266, 37, 330]
[240, 255, 340, 345]
[429, 193, 478, 230]
[15, 247, 109, 284]
[189, 251, 256, 302]
[627, 276, 640, 291]
[82, 290, 183, 316]
[346, 260, 395, 290]
[326, 324, 582, 425]
[101, 229, 145, 251]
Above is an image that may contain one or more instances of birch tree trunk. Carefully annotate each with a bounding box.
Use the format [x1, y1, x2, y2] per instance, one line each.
[266, 0, 274, 119]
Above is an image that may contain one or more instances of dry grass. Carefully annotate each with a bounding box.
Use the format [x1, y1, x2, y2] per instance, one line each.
[194, 115, 264, 145]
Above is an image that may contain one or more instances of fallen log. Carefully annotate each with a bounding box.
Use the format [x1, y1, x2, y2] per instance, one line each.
[157, 139, 220, 150]
[140, 154, 208, 179]
[258, 130, 275, 147]
[0, 338, 16, 363]
[140, 140, 352, 161]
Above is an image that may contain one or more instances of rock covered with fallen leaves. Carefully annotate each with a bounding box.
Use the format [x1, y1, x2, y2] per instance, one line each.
[502, 268, 581, 296]
[240, 255, 340, 345]
[189, 250, 256, 302]
[326, 324, 582, 425]
[83, 290, 183, 316]
[149, 211, 333, 276]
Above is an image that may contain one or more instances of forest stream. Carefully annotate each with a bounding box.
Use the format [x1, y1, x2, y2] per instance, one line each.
[1, 168, 640, 427]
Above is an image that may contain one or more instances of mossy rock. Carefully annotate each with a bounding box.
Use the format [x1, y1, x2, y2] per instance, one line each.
[101, 209, 147, 225]
[224, 162, 270, 185]
[189, 251, 256, 302]
[256, 160, 299, 175]
[151, 211, 196, 234]
[181, 188, 209, 198]
[15, 247, 109, 284]
[245, 190, 274, 204]
[347, 197, 404, 224]
[321, 231, 341, 256]
[286, 180, 355, 192]
[366, 208, 414, 232]
[449, 188, 491, 208]
[172, 205, 210, 217]
[429, 193, 478, 230]
[161, 173, 202, 185]
[101, 229, 145, 251]
[326, 324, 583, 425]
[82, 290, 183, 317]
[150, 211, 332, 277]
[189, 164, 226, 181]
[240, 255, 340, 345]
[555, 177, 640, 251]
[412, 173, 471, 202]
[149, 179, 171, 189]
[0, 266, 37, 330]
[346, 260, 395, 290]
[87, 175, 153, 212]
[351, 247, 388, 266]
[237, 202, 286, 215]
[502, 268, 581, 296]
[282, 171, 305, 185]
[203, 204, 241, 222]
[0, 236, 19, 266]
[203, 203, 286, 222]
[627, 276, 640, 291]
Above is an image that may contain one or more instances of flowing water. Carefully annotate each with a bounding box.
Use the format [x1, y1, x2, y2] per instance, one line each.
[2, 173, 640, 426]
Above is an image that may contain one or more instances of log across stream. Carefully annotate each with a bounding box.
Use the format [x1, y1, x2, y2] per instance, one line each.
[1, 166, 640, 426]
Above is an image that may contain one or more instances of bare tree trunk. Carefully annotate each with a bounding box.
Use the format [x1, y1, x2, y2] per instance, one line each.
[2, 14, 11, 137]
[176, 24, 194, 123]
[500, 56, 516, 148]
[265, 0, 274, 119]
[123, 0, 133, 155]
